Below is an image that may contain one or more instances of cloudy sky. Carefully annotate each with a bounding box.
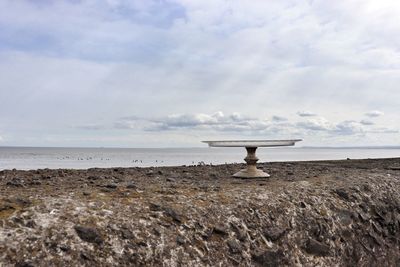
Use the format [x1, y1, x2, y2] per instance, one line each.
[0, 0, 399, 147]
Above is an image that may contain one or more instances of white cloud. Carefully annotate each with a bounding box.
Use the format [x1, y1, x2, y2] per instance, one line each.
[116, 112, 272, 132]
[365, 110, 385, 118]
[297, 111, 317, 117]
[272, 115, 288, 122]
[297, 117, 335, 131]
[360, 119, 374, 125]
[75, 124, 106, 130]
[366, 127, 399, 134]
[334, 120, 364, 135]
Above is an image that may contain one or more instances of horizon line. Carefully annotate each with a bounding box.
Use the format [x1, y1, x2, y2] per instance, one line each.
[0, 145, 400, 149]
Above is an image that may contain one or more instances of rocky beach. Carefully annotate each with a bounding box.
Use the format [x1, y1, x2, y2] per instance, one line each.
[1, 158, 400, 266]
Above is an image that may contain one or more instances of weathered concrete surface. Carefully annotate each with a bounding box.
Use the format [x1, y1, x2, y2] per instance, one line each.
[1, 158, 400, 266]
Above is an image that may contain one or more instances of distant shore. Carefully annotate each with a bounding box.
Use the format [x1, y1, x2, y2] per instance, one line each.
[1, 158, 400, 266]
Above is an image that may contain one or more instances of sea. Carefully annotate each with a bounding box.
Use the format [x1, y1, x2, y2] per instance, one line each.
[0, 146, 399, 170]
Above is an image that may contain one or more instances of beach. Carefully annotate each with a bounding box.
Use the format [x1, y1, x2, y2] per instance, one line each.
[1, 158, 400, 266]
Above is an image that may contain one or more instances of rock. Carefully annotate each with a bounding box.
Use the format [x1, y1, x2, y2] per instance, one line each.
[299, 201, 307, 208]
[231, 223, 247, 241]
[387, 166, 400, 171]
[369, 230, 384, 246]
[74, 225, 104, 245]
[80, 251, 93, 261]
[15, 261, 34, 267]
[227, 239, 241, 254]
[126, 182, 137, 189]
[252, 249, 285, 266]
[149, 202, 162, 211]
[146, 170, 154, 176]
[6, 179, 23, 187]
[153, 227, 161, 236]
[99, 188, 112, 193]
[304, 239, 330, 256]
[12, 217, 24, 225]
[337, 210, 353, 225]
[199, 185, 209, 192]
[87, 175, 100, 180]
[176, 235, 186, 245]
[105, 183, 118, 189]
[113, 168, 125, 174]
[59, 244, 70, 252]
[163, 207, 183, 223]
[121, 228, 134, 239]
[372, 222, 383, 234]
[213, 224, 229, 236]
[166, 177, 176, 182]
[29, 180, 42, 186]
[334, 188, 350, 201]
[263, 227, 286, 241]
[25, 220, 36, 228]
[0, 204, 15, 212]
[6, 197, 31, 207]
[358, 211, 371, 222]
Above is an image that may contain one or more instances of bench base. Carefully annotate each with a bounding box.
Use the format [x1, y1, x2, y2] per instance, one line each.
[233, 168, 270, 178]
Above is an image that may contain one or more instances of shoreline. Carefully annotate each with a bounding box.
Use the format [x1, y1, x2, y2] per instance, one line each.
[1, 158, 400, 265]
[1, 156, 400, 172]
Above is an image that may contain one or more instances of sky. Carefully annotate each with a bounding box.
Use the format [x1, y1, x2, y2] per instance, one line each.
[0, 0, 399, 147]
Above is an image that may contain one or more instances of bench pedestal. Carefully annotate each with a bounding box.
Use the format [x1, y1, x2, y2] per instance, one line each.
[233, 147, 270, 178]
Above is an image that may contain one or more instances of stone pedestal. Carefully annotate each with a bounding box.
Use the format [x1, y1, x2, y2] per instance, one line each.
[233, 147, 270, 178]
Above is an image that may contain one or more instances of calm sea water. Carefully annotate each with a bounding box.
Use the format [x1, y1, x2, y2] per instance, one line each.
[0, 146, 399, 170]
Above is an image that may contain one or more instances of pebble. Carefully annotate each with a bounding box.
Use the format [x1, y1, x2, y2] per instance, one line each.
[227, 239, 241, 254]
[126, 182, 137, 189]
[263, 226, 286, 241]
[176, 235, 186, 245]
[0, 204, 15, 212]
[334, 188, 350, 201]
[252, 249, 285, 266]
[87, 176, 100, 180]
[74, 225, 104, 245]
[6, 180, 24, 187]
[59, 244, 70, 252]
[163, 207, 183, 223]
[213, 224, 229, 235]
[304, 239, 330, 256]
[25, 220, 36, 228]
[121, 228, 135, 239]
[15, 261, 34, 267]
[105, 183, 118, 189]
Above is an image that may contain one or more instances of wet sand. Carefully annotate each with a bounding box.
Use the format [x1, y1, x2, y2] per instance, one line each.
[1, 158, 400, 266]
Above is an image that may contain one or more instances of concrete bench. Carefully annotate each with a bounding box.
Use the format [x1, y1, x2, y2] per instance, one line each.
[202, 139, 302, 178]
